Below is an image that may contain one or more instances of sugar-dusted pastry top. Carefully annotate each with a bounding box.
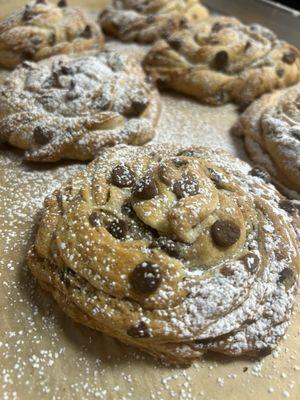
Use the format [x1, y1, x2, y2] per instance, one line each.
[234, 83, 300, 199]
[99, 0, 208, 44]
[143, 16, 300, 107]
[0, 0, 104, 69]
[0, 51, 160, 162]
[28, 144, 299, 364]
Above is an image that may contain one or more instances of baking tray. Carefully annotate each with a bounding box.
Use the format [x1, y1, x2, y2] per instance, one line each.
[0, 1, 299, 400]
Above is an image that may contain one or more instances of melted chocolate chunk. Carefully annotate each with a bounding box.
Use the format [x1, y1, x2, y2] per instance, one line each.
[132, 177, 158, 200]
[172, 158, 188, 167]
[111, 165, 135, 188]
[127, 321, 150, 338]
[278, 267, 296, 289]
[89, 211, 101, 227]
[48, 33, 56, 46]
[220, 266, 235, 276]
[207, 167, 223, 187]
[282, 51, 296, 65]
[276, 68, 285, 78]
[57, 0, 67, 7]
[279, 199, 299, 215]
[214, 50, 229, 71]
[249, 166, 271, 183]
[80, 25, 92, 39]
[242, 253, 259, 274]
[172, 177, 199, 199]
[211, 22, 223, 33]
[107, 219, 128, 240]
[156, 237, 180, 258]
[168, 37, 182, 50]
[33, 126, 53, 145]
[129, 262, 161, 294]
[177, 150, 195, 157]
[126, 98, 149, 117]
[211, 219, 241, 247]
[258, 347, 273, 357]
[121, 201, 135, 217]
[22, 5, 33, 21]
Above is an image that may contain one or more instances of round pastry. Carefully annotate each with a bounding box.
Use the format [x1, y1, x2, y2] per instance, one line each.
[233, 83, 300, 199]
[143, 16, 300, 107]
[0, 51, 160, 162]
[99, 0, 209, 44]
[27, 144, 299, 364]
[0, 0, 104, 69]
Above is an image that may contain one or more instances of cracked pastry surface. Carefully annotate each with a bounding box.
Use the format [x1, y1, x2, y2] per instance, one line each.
[234, 83, 300, 199]
[143, 16, 300, 107]
[0, 0, 104, 69]
[28, 144, 299, 364]
[0, 51, 160, 162]
[99, 0, 209, 44]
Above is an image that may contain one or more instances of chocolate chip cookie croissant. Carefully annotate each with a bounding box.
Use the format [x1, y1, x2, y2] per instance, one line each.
[143, 16, 300, 107]
[233, 83, 300, 199]
[28, 144, 299, 364]
[99, 0, 209, 44]
[0, 0, 104, 69]
[0, 51, 160, 162]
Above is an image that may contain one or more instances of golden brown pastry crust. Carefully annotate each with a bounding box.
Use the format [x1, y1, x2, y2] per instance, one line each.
[0, 0, 104, 69]
[28, 144, 299, 364]
[143, 16, 300, 107]
[0, 51, 160, 162]
[99, 0, 208, 44]
[233, 83, 300, 199]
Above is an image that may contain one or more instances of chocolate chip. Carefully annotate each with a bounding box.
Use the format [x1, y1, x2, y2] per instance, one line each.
[22, 5, 32, 21]
[276, 68, 285, 78]
[168, 37, 182, 50]
[126, 98, 149, 117]
[127, 321, 150, 338]
[258, 347, 273, 357]
[32, 36, 42, 46]
[132, 177, 158, 200]
[33, 126, 53, 145]
[155, 237, 180, 258]
[177, 150, 195, 157]
[243, 367, 248, 372]
[89, 212, 101, 227]
[57, 0, 67, 7]
[279, 199, 299, 215]
[211, 219, 241, 247]
[214, 50, 229, 71]
[211, 22, 223, 33]
[220, 266, 235, 276]
[207, 167, 223, 187]
[129, 262, 161, 294]
[242, 253, 259, 274]
[172, 158, 188, 167]
[282, 51, 296, 65]
[244, 41, 252, 52]
[249, 166, 271, 183]
[278, 267, 296, 289]
[48, 33, 56, 46]
[172, 177, 199, 199]
[60, 64, 74, 75]
[80, 25, 92, 39]
[121, 201, 135, 217]
[107, 219, 128, 240]
[111, 165, 135, 188]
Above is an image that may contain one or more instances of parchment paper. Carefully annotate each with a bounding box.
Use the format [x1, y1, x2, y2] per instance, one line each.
[0, 1, 299, 399]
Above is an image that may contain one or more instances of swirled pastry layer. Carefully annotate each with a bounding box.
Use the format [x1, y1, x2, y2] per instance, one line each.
[28, 144, 299, 364]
